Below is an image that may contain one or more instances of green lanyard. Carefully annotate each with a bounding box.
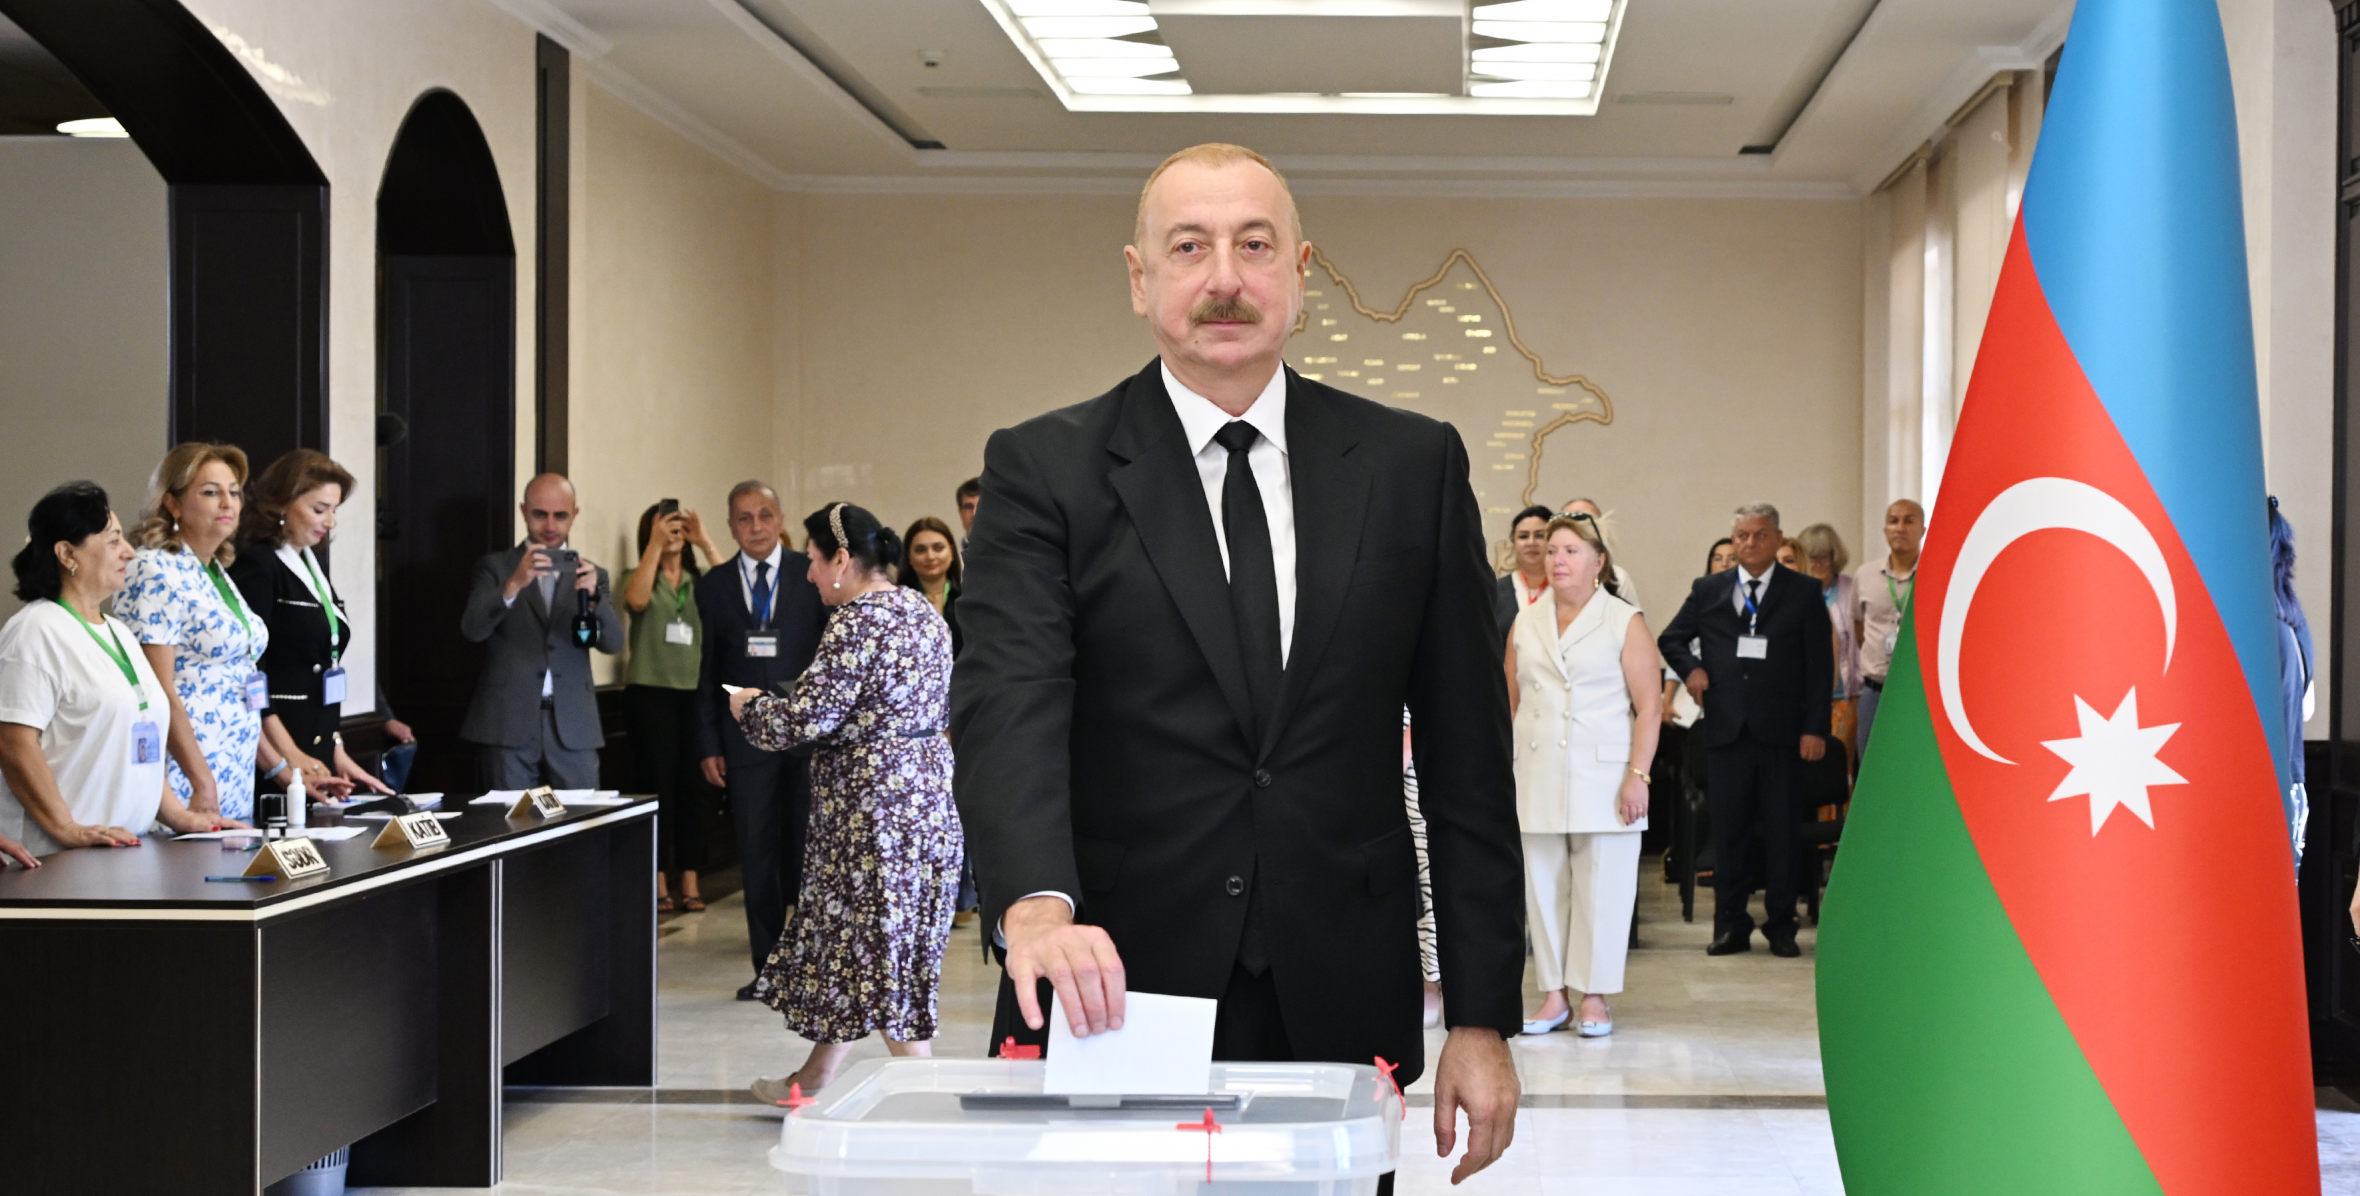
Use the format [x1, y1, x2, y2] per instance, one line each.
[666, 572, 693, 618]
[1886, 568, 1916, 621]
[204, 562, 260, 665]
[54, 600, 146, 711]
[297, 550, 341, 663]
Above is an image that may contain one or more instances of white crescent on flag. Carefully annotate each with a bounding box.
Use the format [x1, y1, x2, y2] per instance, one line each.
[1935, 477, 2177, 765]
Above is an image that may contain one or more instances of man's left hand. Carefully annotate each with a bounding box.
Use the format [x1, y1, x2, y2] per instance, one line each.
[1431, 1025, 1520, 1184]
[1799, 734, 1826, 762]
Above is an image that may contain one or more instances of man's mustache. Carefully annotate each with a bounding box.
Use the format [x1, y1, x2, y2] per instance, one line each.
[1191, 294, 1263, 324]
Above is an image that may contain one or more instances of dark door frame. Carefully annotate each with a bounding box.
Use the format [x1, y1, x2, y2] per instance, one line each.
[0, 0, 330, 470]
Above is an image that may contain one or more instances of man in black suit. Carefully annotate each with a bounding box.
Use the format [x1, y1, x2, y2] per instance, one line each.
[695, 480, 828, 999]
[1657, 503, 1833, 958]
[950, 143, 1523, 1186]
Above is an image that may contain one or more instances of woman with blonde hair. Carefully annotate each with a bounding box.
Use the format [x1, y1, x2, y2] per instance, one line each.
[1790, 523, 1861, 763]
[116, 443, 269, 822]
[1507, 515, 1660, 1037]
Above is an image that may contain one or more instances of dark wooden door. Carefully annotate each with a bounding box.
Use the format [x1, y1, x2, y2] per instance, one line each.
[2320, 0, 2360, 1087]
[378, 254, 513, 792]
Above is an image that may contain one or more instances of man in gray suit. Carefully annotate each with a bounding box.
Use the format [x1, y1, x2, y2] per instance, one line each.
[460, 473, 623, 788]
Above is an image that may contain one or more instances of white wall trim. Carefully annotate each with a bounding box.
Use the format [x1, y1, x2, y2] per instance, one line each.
[780, 172, 1857, 199]
[698, 0, 911, 154]
[481, 0, 612, 57]
[1847, 2, 2072, 195]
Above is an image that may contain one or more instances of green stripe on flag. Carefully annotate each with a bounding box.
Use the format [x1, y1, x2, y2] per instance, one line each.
[1819, 620, 2163, 1195]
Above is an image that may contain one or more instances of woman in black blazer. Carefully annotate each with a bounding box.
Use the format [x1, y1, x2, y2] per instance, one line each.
[1492, 504, 1555, 649]
[230, 450, 389, 799]
[897, 516, 963, 657]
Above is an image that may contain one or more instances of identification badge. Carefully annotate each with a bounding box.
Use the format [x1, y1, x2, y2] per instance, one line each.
[243, 670, 269, 711]
[1736, 635, 1769, 660]
[666, 620, 694, 646]
[745, 634, 778, 659]
[132, 719, 162, 764]
[321, 666, 347, 706]
[1883, 631, 1899, 655]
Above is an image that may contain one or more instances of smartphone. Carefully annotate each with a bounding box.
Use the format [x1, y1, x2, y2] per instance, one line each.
[658, 497, 680, 517]
[544, 547, 580, 576]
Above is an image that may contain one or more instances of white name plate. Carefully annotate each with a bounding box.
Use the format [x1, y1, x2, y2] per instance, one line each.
[244, 836, 330, 880]
[371, 810, 452, 850]
[509, 786, 567, 820]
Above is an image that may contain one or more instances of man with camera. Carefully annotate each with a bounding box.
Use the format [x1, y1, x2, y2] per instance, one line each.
[460, 472, 623, 788]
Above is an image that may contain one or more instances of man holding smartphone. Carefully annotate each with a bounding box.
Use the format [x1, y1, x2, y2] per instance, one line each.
[460, 472, 623, 788]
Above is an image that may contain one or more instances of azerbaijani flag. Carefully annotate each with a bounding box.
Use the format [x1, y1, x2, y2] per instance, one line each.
[1816, 0, 2318, 1192]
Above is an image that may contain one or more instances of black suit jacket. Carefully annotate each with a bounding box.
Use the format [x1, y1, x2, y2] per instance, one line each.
[693, 552, 829, 763]
[949, 360, 1526, 1077]
[229, 546, 352, 745]
[1657, 566, 1834, 748]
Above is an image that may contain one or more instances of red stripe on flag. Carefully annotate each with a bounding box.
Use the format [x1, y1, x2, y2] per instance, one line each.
[1914, 225, 2314, 1196]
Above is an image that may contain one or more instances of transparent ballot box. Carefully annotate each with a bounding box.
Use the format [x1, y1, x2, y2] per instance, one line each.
[770, 1058, 1403, 1195]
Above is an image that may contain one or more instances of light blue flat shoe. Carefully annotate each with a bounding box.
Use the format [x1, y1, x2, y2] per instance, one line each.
[1520, 1009, 1571, 1035]
[1577, 1019, 1613, 1038]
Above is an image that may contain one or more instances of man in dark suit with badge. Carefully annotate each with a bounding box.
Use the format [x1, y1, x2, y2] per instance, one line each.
[950, 144, 1524, 1189]
[695, 480, 828, 999]
[1657, 503, 1833, 959]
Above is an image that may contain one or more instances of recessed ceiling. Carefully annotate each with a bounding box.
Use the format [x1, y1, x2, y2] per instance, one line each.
[509, 0, 2071, 187]
[0, 12, 108, 137]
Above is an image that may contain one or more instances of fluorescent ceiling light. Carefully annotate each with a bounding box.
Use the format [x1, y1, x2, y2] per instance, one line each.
[1021, 15, 1159, 37]
[1033, 37, 1175, 56]
[1470, 61, 1597, 81]
[1010, 0, 1148, 14]
[1471, 20, 1606, 42]
[56, 117, 128, 138]
[1472, 41, 1601, 62]
[1469, 79, 1592, 98]
[1050, 57, 1183, 76]
[979, 0, 1626, 115]
[1471, 0, 1612, 20]
[1066, 76, 1193, 93]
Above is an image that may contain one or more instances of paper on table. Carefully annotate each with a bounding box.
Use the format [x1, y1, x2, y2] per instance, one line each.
[347, 811, 465, 822]
[1043, 991, 1217, 1096]
[552, 790, 630, 806]
[401, 792, 444, 809]
[469, 791, 530, 806]
[170, 829, 260, 841]
[294, 826, 371, 841]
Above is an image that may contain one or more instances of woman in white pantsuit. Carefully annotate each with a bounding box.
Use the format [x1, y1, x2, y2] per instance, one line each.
[1507, 514, 1661, 1037]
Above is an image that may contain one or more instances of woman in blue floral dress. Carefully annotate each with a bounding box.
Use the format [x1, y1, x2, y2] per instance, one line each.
[731, 503, 960, 1098]
[117, 444, 269, 823]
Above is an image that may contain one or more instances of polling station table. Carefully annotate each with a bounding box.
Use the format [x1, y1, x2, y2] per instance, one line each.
[0, 794, 656, 1195]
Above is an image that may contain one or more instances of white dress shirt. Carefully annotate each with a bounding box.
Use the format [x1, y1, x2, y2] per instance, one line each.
[1731, 562, 1771, 624]
[737, 544, 788, 623]
[1162, 359, 1297, 664]
[500, 541, 567, 697]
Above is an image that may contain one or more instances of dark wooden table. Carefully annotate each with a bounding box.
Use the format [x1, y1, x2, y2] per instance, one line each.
[0, 795, 657, 1194]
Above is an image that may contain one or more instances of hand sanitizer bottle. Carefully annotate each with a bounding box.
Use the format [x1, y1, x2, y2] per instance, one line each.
[284, 772, 305, 837]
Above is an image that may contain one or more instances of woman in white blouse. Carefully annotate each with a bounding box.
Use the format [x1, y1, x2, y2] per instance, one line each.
[0, 483, 236, 856]
[1506, 515, 1661, 1037]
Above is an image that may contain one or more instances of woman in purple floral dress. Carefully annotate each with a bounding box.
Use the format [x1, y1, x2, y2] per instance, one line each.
[732, 503, 961, 1097]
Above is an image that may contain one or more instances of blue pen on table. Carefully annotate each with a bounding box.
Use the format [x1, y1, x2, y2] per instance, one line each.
[204, 875, 277, 882]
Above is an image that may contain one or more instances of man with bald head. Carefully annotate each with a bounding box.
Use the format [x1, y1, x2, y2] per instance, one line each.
[460, 473, 622, 788]
[952, 144, 1524, 1187]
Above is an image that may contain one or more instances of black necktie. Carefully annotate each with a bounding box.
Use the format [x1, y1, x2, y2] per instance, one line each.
[1215, 420, 1282, 742]
[752, 560, 773, 626]
[1745, 579, 1761, 631]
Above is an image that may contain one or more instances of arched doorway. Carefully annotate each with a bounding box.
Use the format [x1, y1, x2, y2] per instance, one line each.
[374, 90, 516, 794]
[0, 0, 328, 468]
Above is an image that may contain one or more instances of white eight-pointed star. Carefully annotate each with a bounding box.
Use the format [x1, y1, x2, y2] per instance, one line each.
[2040, 688, 2187, 835]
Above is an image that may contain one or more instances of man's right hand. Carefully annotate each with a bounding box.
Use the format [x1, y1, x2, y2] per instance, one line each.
[503, 547, 554, 603]
[1684, 668, 1709, 703]
[700, 756, 727, 788]
[1003, 894, 1127, 1037]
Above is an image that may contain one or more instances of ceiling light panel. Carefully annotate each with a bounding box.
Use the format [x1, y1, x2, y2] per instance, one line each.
[978, 0, 1629, 115]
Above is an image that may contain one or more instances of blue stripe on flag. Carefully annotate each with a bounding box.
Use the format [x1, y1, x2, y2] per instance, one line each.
[2019, 0, 2283, 789]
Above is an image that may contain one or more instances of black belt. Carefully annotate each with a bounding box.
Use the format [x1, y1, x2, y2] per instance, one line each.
[1863, 676, 1884, 691]
[897, 727, 945, 739]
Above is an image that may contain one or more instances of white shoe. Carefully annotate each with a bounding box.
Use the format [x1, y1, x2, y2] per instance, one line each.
[1520, 1008, 1571, 1035]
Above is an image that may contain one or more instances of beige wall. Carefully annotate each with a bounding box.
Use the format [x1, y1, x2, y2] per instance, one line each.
[787, 190, 1863, 618]
[182, 0, 540, 712]
[0, 138, 168, 625]
[569, 82, 783, 681]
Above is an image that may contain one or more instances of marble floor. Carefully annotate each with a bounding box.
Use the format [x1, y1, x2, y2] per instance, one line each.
[353, 862, 2360, 1195]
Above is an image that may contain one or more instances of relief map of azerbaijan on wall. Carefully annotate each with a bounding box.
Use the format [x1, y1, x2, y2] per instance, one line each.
[1288, 247, 1613, 565]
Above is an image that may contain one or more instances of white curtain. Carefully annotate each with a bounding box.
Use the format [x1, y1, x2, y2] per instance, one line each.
[1861, 73, 2045, 539]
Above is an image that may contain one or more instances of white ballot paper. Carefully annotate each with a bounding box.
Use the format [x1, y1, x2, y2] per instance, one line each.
[1043, 991, 1218, 1096]
[469, 791, 530, 806]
